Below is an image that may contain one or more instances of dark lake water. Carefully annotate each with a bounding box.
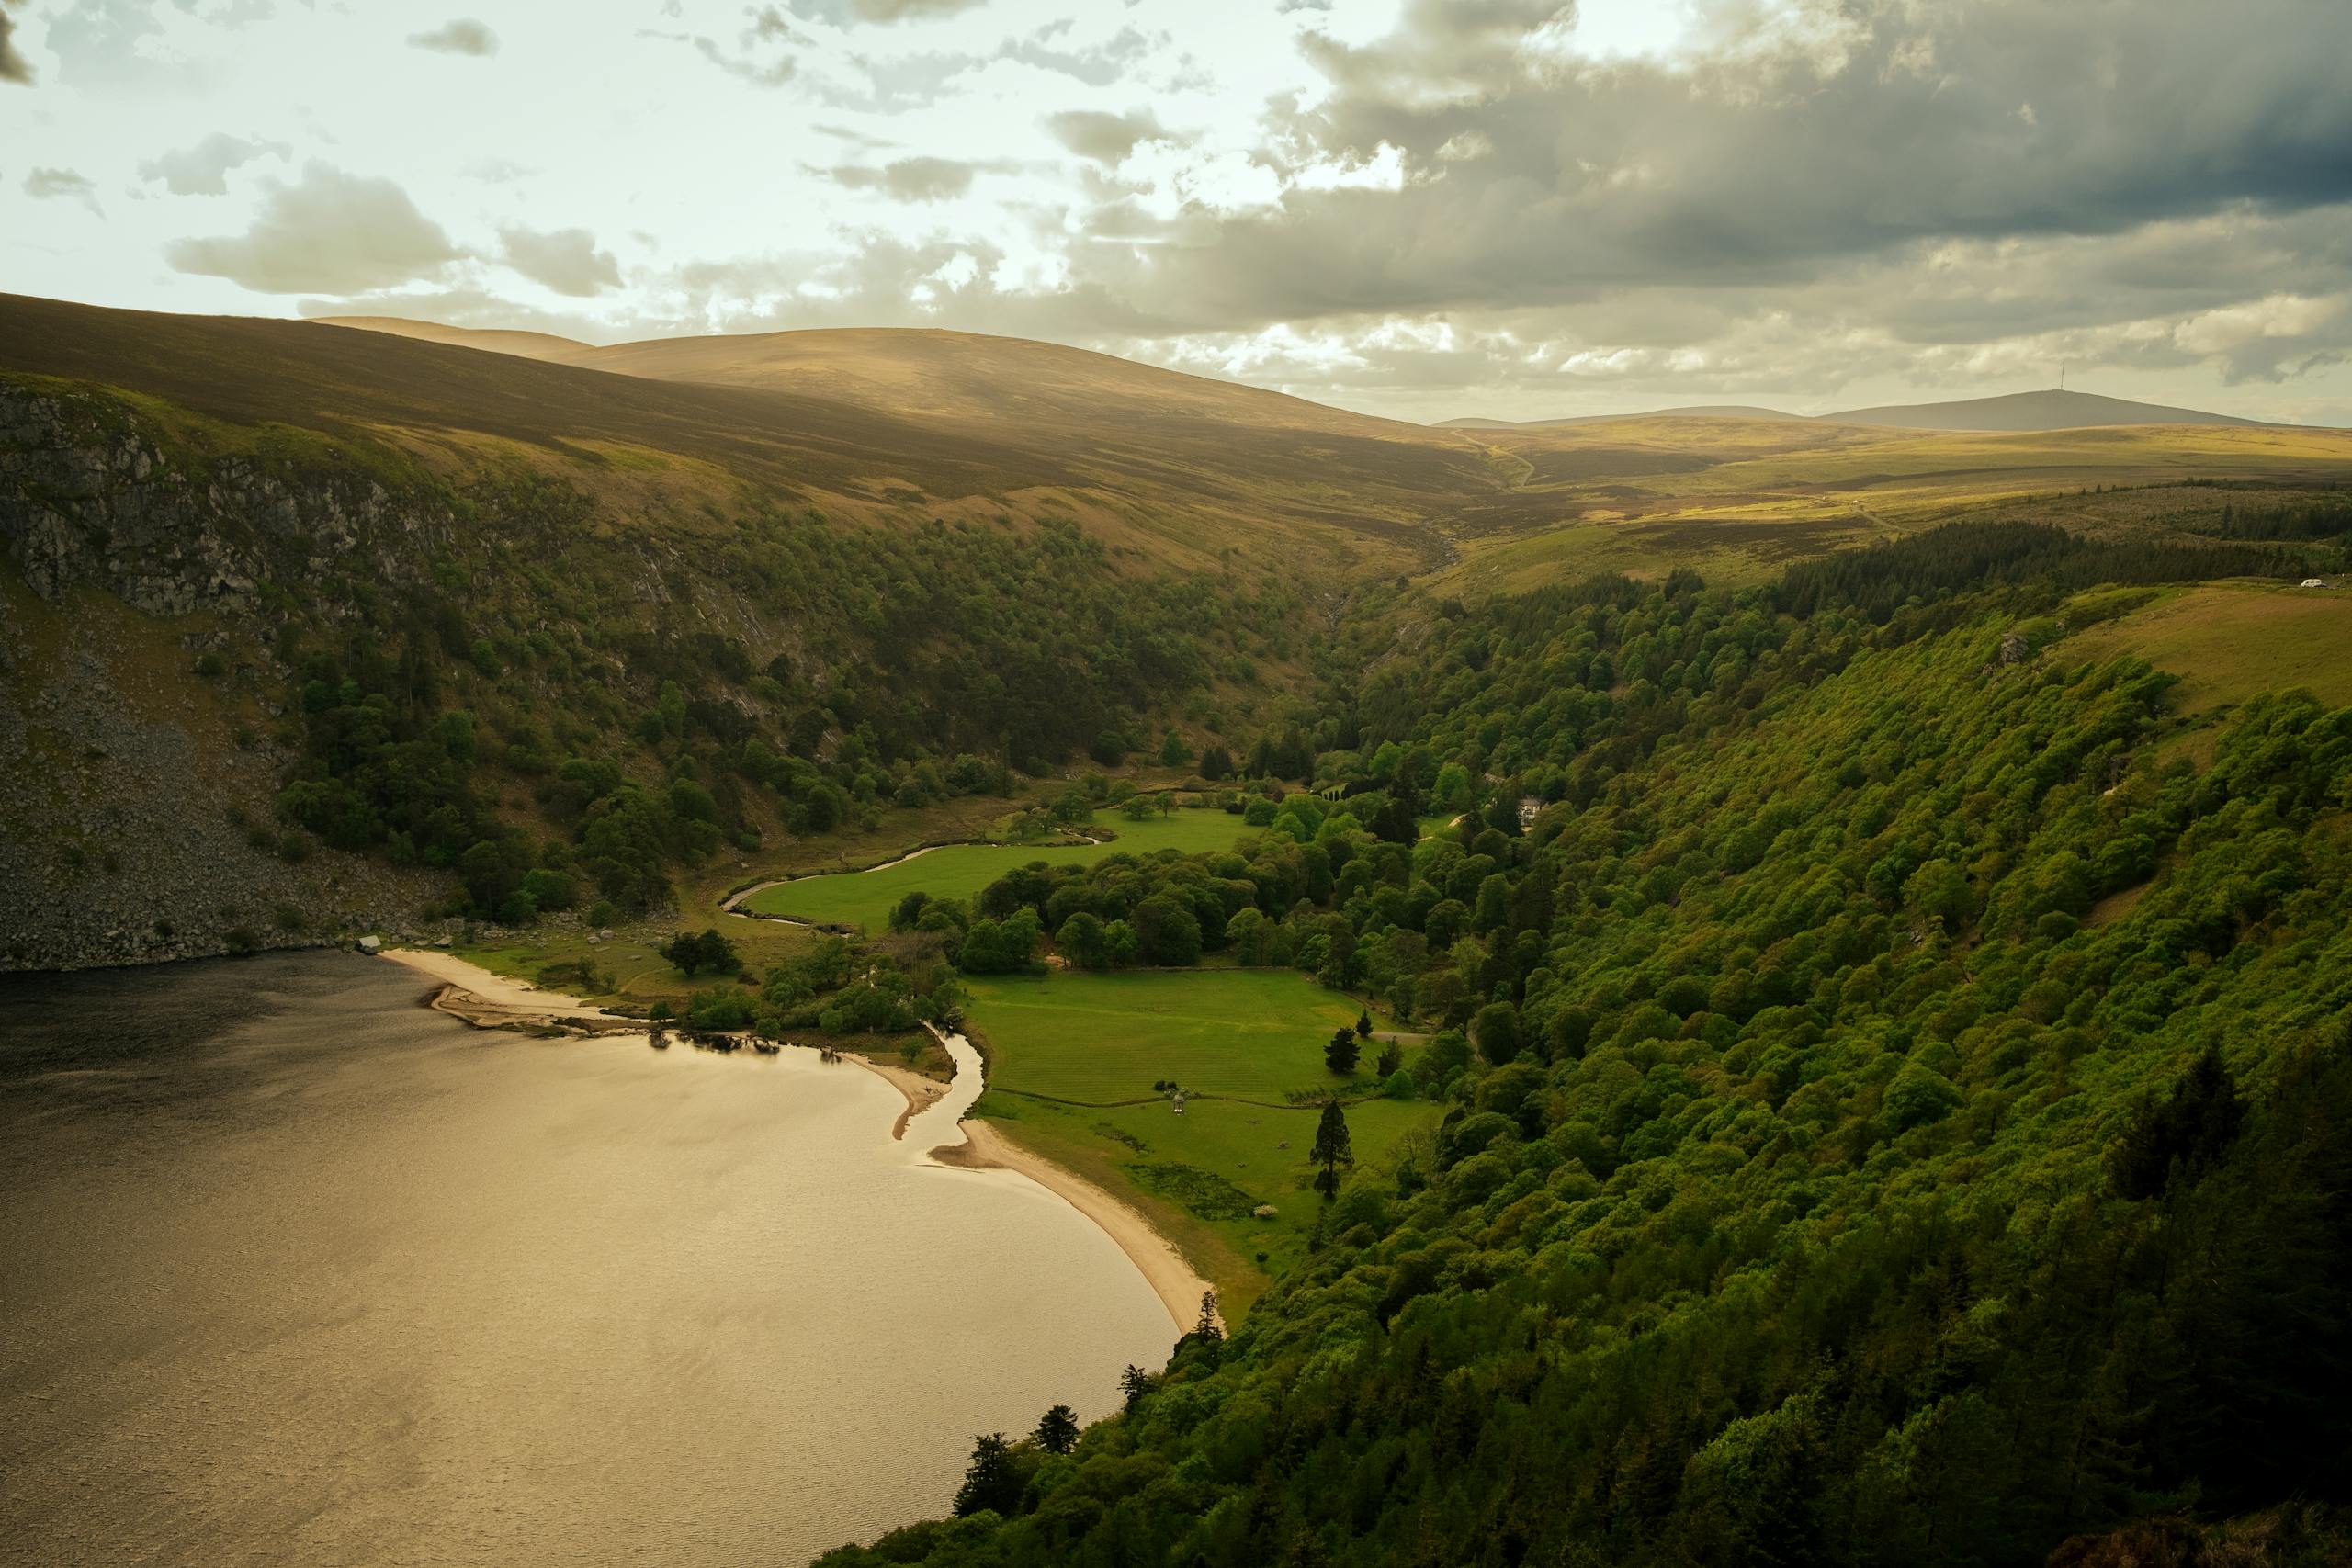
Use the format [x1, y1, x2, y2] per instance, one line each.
[0, 953, 1171, 1566]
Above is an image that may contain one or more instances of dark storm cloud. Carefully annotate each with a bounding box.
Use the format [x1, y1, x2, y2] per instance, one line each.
[1104, 0, 2352, 330]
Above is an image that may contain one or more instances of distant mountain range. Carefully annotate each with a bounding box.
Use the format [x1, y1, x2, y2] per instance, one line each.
[1439, 388, 2278, 434]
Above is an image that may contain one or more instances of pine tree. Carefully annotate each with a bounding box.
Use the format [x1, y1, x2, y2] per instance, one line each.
[1120, 1364, 1152, 1411]
[1325, 1027, 1361, 1075]
[1311, 1097, 1352, 1198]
[951, 1432, 1022, 1517]
[1034, 1404, 1079, 1455]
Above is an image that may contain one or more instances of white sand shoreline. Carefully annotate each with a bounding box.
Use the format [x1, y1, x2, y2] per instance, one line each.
[935, 1119, 1216, 1336]
[374, 946, 1213, 1332]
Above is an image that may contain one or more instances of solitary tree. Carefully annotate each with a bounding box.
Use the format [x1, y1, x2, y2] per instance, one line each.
[1354, 1008, 1374, 1039]
[1034, 1404, 1080, 1455]
[661, 928, 741, 977]
[1311, 1097, 1353, 1198]
[1191, 1290, 1222, 1344]
[1325, 1027, 1361, 1076]
[952, 1432, 1023, 1517]
[1375, 1040, 1404, 1078]
[1120, 1364, 1152, 1412]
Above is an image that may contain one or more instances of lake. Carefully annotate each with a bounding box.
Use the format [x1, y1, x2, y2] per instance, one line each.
[0, 952, 1174, 1566]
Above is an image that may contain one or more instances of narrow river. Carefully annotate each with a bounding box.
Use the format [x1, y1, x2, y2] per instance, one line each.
[0, 952, 1173, 1567]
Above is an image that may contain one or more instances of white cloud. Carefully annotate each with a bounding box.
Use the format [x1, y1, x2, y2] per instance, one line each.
[499, 225, 622, 297]
[166, 164, 460, 293]
[139, 132, 288, 196]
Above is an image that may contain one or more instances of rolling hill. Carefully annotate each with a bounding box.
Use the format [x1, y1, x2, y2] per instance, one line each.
[1440, 388, 2283, 434]
[1820, 387, 2274, 432]
[1435, 405, 1810, 429]
[0, 294, 1501, 578]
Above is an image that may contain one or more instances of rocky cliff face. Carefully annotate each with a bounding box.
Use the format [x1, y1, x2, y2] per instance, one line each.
[0, 381, 447, 972]
[1, 380, 447, 617]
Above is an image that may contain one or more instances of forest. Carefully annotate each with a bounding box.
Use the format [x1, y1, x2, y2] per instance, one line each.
[264, 473, 1291, 926]
[810, 525, 2352, 1566]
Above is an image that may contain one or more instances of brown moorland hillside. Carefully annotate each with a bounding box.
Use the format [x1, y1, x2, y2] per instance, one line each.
[15, 296, 2352, 599]
[0, 295, 1505, 577]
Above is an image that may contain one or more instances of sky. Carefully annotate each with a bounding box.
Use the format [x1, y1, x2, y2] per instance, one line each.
[5, 0, 2352, 425]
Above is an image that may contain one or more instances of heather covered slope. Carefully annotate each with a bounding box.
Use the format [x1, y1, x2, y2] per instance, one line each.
[0, 294, 1487, 576]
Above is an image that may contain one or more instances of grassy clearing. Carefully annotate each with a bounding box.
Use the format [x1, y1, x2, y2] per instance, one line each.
[963, 966, 1396, 1104]
[740, 806, 1249, 931]
[962, 964, 1434, 1311]
[974, 1089, 1431, 1315]
[2060, 579, 2352, 714]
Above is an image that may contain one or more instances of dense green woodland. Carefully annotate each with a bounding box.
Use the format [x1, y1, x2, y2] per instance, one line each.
[819, 528, 2352, 1566]
[265, 474, 1291, 921]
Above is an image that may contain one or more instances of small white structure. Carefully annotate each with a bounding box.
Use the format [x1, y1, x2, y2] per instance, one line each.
[2301, 578, 2328, 589]
[1517, 795, 1543, 830]
[356, 935, 381, 955]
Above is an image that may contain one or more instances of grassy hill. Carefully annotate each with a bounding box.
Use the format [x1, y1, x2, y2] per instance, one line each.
[1824, 386, 2275, 431]
[1, 294, 1495, 579]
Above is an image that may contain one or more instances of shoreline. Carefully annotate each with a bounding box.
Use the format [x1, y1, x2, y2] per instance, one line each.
[843, 1050, 949, 1139]
[378, 945, 1214, 1332]
[378, 948, 638, 1032]
[933, 1119, 1217, 1336]
[842, 1043, 1214, 1334]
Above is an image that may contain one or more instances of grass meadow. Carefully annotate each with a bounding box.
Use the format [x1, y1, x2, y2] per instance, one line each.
[961, 966, 1395, 1103]
[740, 806, 1250, 931]
[960, 964, 1431, 1311]
[2061, 579, 2352, 714]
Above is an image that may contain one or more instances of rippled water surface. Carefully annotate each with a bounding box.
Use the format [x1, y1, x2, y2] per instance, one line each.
[0, 953, 1173, 1567]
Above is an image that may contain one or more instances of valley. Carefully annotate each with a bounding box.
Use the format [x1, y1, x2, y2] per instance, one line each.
[6, 296, 2352, 1568]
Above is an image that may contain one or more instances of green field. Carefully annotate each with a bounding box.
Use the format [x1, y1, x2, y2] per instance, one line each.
[976, 1089, 1432, 1313]
[2061, 579, 2352, 714]
[740, 806, 1249, 931]
[961, 964, 1430, 1310]
[963, 966, 1396, 1104]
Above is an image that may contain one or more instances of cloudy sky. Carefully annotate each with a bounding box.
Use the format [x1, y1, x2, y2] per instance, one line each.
[5, 0, 2351, 423]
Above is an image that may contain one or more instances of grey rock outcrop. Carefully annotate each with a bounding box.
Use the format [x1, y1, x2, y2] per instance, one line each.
[0, 381, 451, 972]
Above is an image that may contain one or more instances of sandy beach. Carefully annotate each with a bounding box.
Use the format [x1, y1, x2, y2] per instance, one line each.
[379, 946, 1213, 1332]
[379, 949, 632, 1030]
[845, 1051, 949, 1138]
[935, 1121, 1216, 1335]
